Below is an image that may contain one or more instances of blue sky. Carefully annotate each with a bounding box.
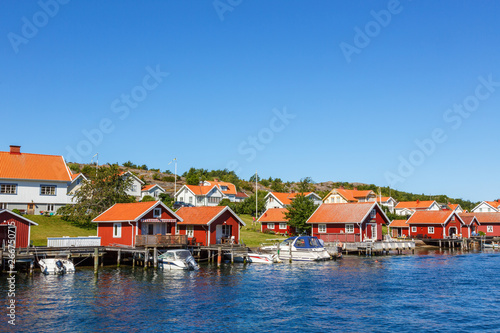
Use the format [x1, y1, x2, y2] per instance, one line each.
[2, 0, 500, 202]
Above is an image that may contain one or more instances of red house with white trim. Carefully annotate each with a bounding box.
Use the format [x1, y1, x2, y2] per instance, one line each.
[0, 209, 38, 248]
[407, 211, 464, 239]
[307, 202, 389, 243]
[388, 219, 410, 238]
[461, 212, 500, 236]
[258, 208, 295, 235]
[92, 201, 182, 247]
[176, 206, 245, 246]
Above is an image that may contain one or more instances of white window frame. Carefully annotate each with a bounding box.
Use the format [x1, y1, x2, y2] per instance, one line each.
[0, 203, 7, 209]
[487, 225, 493, 233]
[186, 225, 194, 238]
[318, 224, 326, 233]
[279, 222, 287, 230]
[268, 222, 275, 229]
[113, 222, 122, 238]
[189, 197, 193, 204]
[370, 209, 376, 219]
[40, 185, 56, 196]
[0, 184, 17, 195]
[411, 226, 417, 233]
[153, 208, 161, 218]
[345, 224, 354, 234]
[175, 223, 179, 235]
[47, 204, 55, 212]
[428, 226, 434, 234]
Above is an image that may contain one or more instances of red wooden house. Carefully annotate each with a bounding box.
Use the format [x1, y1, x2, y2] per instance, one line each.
[258, 208, 295, 235]
[458, 213, 479, 237]
[92, 201, 182, 247]
[388, 219, 410, 238]
[306, 202, 390, 243]
[0, 209, 38, 248]
[461, 212, 500, 236]
[407, 211, 465, 239]
[175, 206, 245, 246]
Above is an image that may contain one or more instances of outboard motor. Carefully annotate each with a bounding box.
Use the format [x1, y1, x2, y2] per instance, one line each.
[55, 260, 66, 274]
[186, 256, 199, 270]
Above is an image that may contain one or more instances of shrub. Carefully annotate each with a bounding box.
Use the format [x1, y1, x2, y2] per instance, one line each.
[12, 209, 21, 215]
[162, 176, 175, 182]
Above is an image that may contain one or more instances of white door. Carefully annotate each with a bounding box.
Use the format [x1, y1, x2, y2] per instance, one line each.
[216, 225, 222, 243]
[370, 223, 377, 240]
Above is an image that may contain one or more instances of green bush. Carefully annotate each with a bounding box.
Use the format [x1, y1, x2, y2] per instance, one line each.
[12, 209, 21, 215]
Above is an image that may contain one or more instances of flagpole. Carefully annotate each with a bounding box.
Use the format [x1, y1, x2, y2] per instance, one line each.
[168, 158, 177, 201]
[255, 170, 258, 223]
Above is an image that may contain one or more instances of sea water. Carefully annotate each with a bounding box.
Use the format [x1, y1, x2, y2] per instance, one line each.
[2, 249, 500, 332]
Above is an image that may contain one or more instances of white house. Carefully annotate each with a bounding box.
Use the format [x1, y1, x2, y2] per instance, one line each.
[378, 196, 398, 213]
[202, 180, 237, 202]
[265, 192, 323, 210]
[141, 184, 165, 199]
[0, 145, 76, 215]
[394, 200, 441, 216]
[323, 188, 377, 204]
[120, 171, 144, 198]
[175, 184, 224, 206]
[471, 201, 500, 213]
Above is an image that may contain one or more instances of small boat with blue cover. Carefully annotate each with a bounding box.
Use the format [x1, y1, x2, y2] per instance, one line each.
[261, 236, 331, 261]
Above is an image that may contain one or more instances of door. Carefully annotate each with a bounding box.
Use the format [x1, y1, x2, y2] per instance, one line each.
[369, 223, 377, 241]
[216, 225, 222, 243]
[27, 204, 35, 215]
[449, 227, 457, 238]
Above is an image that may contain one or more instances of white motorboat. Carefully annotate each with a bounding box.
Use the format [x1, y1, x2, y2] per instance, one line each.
[260, 236, 331, 262]
[483, 242, 499, 249]
[247, 252, 278, 264]
[38, 258, 76, 275]
[159, 249, 199, 270]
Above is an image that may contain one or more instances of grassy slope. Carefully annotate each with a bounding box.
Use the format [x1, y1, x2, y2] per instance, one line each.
[239, 214, 286, 248]
[26, 215, 97, 246]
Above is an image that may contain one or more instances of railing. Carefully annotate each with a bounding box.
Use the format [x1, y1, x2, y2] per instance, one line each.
[316, 233, 361, 243]
[135, 234, 188, 247]
[47, 236, 101, 247]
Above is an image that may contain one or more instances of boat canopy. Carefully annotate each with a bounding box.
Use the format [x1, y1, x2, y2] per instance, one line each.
[284, 236, 323, 249]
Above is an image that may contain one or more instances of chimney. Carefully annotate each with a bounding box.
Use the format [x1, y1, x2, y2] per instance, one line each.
[199, 181, 203, 186]
[354, 187, 357, 191]
[9, 145, 21, 154]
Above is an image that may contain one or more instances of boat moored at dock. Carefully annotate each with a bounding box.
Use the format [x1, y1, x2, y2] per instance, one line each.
[261, 236, 331, 261]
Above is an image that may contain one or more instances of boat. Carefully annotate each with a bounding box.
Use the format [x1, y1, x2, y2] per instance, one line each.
[260, 236, 331, 261]
[159, 249, 199, 270]
[38, 258, 76, 275]
[247, 252, 278, 264]
[483, 242, 499, 249]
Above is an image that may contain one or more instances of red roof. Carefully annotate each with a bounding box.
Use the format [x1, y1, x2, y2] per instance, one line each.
[484, 201, 500, 209]
[379, 196, 393, 202]
[269, 192, 315, 206]
[307, 202, 381, 224]
[236, 192, 249, 198]
[389, 219, 409, 228]
[93, 201, 167, 222]
[447, 204, 461, 211]
[336, 189, 375, 202]
[461, 212, 500, 224]
[185, 184, 219, 196]
[176, 206, 245, 226]
[458, 213, 478, 226]
[395, 200, 436, 209]
[0, 151, 72, 181]
[141, 184, 164, 192]
[258, 208, 289, 222]
[406, 211, 461, 225]
[204, 181, 237, 195]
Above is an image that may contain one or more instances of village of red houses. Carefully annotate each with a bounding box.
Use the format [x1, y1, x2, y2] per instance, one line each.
[2, 145, 500, 261]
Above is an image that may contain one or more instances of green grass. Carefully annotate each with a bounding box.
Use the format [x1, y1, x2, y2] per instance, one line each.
[26, 215, 97, 246]
[239, 214, 286, 248]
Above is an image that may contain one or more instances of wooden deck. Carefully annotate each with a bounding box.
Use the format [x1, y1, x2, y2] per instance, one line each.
[135, 234, 188, 247]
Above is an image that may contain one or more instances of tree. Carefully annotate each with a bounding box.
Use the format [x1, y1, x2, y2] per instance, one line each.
[297, 177, 314, 193]
[159, 193, 174, 208]
[248, 174, 260, 183]
[284, 194, 318, 234]
[58, 165, 135, 226]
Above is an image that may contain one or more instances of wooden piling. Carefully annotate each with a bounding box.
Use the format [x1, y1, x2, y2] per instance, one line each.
[230, 243, 234, 264]
[94, 248, 99, 274]
[132, 252, 135, 268]
[29, 259, 34, 275]
[117, 249, 121, 267]
[153, 247, 158, 268]
[217, 247, 222, 267]
[144, 249, 149, 269]
[289, 243, 292, 263]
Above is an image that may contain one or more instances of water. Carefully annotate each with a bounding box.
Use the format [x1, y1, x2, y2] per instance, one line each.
[3, 249, 500, 332]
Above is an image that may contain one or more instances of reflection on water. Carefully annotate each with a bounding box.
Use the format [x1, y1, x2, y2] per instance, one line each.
[2, 250, 500, 332]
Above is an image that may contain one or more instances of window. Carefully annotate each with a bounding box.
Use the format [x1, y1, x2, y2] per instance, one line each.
[189, 197, 193, 204]
[346, 224, 354, 234]
[370, 209, 376, 219]
[208, 197, 220, 204]
[428, 227, 434, 234]
[153, 208, 161, 218]
[318, 224, 326, 233]
[221, 186, 228, 191]
[175, 224, 179, 235]
[279, 223, 287, 230]
[1, 184, 17, 194]
[268, 223, 275, 229]
[411, 226, 417, 233]
[40, 185, 56, 196]
[47, 204, 55, 212]
[132, 185, 137, 192]
[197, 197, 203, 203]
[487, 225, 494, 233]
[186, 225, 194, 238]
[222, 225, 231, 237]
[0, 203, 7, 209]
[180, 197, 184, 202]
[113, 223, 122, 238]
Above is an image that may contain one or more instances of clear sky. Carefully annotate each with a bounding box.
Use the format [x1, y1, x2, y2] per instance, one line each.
[2, 0, 499, 202]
